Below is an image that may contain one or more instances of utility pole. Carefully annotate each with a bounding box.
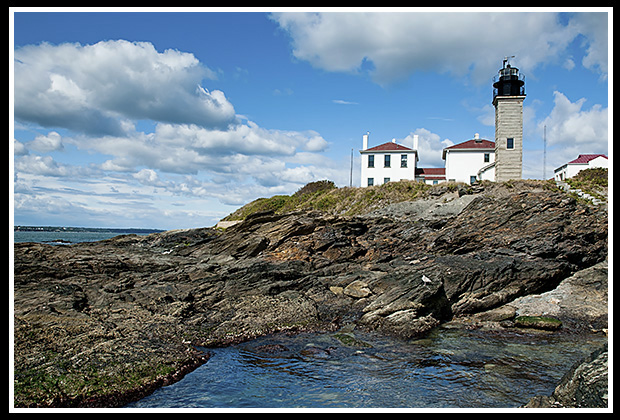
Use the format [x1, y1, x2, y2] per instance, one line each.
[349, 148, 353, 187]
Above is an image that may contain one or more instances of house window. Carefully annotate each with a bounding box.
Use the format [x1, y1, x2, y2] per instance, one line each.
[484, 153, 490, 163]
[401, 154, 408, 168]
[368, 155, 375, 168]
[384, 177, 390, 184]
[507, 138, 514, 149]
[367, 178, 374, 186]
[384, 155, 391, 168]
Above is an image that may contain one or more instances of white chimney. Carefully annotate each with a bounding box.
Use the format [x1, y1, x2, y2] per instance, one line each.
[412, 134, 419, 151]
[362, 132, 369, 150]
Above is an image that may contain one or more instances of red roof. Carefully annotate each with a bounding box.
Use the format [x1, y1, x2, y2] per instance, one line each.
[416, 167, 446, 178]
[444, 139, 495, 150]
[568, 154, 608, 164]
[364, 142, 414, 152]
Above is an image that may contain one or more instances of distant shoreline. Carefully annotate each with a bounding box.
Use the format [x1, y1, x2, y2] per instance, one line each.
[14, 225, 165, 234]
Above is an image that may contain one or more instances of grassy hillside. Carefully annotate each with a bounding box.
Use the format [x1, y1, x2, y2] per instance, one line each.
[221, 179, 470, 221]
[565, 168, 608, 201]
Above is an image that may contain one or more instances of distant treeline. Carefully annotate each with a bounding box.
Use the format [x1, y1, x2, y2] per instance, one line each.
[14, 226, 164, 234]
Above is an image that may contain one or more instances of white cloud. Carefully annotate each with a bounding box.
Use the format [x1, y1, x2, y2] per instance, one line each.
[14, 194, 80, 219]
[15, 154, 71, 177]
[11, 38, 348, 228]
[402, 128, 453, 168]
[79, 120, 329, 177]
[15, 119, 339, 219]
[563, 58, 576, 71]
[29, 131, 64, 153]
[14, 139, 28, 156]
[271, 12, 606, 85]
[476, 104, 495, 127]
[273, 88, 294, 96]
[14, 40, 235, 135]
[527, 90, 608, 178]
[568, 12, 608, 78]
[333, 99, 359, 105]
[133, 168, 163, 187]
[539, 91, 608, 149]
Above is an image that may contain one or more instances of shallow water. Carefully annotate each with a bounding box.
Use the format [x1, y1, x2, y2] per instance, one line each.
[127, 327, 606, 409]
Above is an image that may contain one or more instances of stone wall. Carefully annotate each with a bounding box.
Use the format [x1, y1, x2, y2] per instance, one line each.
[494, 96, 525, 182]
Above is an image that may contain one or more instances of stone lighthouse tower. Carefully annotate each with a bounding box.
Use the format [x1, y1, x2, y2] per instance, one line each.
[493, 57, 525, 182]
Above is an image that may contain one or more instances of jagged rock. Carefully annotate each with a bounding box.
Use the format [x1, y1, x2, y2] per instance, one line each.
[13, 181, 608, 407]
[508, 259, 608, 333]
[524, 344, 608, 408]
[343, 280, 372, 298]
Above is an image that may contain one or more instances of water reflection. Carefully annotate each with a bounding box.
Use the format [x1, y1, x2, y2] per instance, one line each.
[127, 327, 606, 408]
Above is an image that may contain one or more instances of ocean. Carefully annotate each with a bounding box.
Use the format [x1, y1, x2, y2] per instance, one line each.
[13, 227, 163, 245]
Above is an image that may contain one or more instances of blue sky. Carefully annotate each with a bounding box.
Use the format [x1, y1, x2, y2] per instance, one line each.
[11, 8, 610, 229]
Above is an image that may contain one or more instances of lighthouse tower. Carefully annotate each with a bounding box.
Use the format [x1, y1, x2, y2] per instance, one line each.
[493, 57, 525, 182]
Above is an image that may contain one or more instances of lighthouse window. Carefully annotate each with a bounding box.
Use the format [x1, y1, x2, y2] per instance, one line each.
[507, 138, 514, 149]
[484, 153, 490, 163]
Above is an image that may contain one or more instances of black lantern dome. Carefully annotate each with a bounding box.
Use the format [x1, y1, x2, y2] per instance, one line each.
[492, 57, 525, 101]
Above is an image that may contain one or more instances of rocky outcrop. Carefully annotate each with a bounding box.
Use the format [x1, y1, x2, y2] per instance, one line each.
[13, 181, 608, 407]
[507, 259, 608, 333]
[452, 258, 608, 334]
[524, 344, 608, 408]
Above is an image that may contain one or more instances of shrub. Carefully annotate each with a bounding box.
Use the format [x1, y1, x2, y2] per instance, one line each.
[572, 167, 608, 187]
[292, 180, 336, 197]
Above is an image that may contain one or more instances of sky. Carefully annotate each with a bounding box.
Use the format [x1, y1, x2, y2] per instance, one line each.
[11, 8, 611, 230]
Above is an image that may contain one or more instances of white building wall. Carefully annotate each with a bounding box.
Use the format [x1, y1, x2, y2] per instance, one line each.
[478, 164, 496, 182]
[361, 152, 417, 187]
[431, 178, 446, 185]
[554, 156, 609, 181]
[418, 177, 446, 185]
[445, 150, 495, 184]
[589, 156, 609, 170]
[554, 165, 577, 181]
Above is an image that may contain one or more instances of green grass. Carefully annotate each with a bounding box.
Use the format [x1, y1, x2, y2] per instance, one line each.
[222, 179, 438, 221]
[566, 168, 608, 201]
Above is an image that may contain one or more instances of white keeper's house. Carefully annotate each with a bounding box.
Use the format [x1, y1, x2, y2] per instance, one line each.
[442, 134, 496, 184]
[359, 132, 497, 187]
[554, 154, 608, 181]
[359, 132, 419, 187]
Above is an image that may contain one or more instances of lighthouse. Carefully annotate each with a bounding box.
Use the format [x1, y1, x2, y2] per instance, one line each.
[493, 57, 525, 182]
